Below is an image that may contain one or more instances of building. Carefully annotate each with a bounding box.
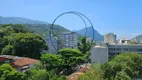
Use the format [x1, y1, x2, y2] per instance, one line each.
[132, 35, 142, 43]
[0, 55, 39, 72]
[91, 45, 108, 64]
[91, 33, 142, 64]
[104, 33, 116, 44]
[45, 36, 58, 53]
[60, 32, 78, 49]
[91, 43, 142, 64]
[86, 38, 93, 43]
[108, 44, 142, 58]
[12, 57, 39, 72]
[118, 38, 130, 44]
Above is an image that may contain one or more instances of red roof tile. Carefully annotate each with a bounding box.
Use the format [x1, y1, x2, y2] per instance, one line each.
[12, 58, 39, 67]
[0, 57, 8, 61]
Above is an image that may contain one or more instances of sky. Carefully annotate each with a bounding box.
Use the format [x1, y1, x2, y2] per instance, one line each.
[0, 0, 142, 39]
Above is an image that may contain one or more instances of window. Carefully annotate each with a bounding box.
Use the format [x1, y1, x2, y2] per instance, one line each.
[66, 43, 69, 46]
[66, 35, 68, 38]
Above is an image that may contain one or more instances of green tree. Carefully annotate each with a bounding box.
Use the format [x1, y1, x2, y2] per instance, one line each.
[26, 68, 48, 80]
[0, 24, 31, 33]
[79, 64, 104, 80]
[40, 53, 63, 74]
[58, 48, 85, 67]
[78, 36, 92, 62]
[102, 52, 142, 79]
[58, 48, 85, 75]
[0, 24, 31, 53]
[115, 70, 131, 80]
[1, 44, 13, 55]
[78, 36, 92, 54]
[2, 33, 48, 59]
[26, 62, 67, 80]
[0, 64, 26, 80]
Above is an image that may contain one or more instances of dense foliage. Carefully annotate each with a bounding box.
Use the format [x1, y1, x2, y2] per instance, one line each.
[0, 24, 48, 59]
[79, 52, 142, 80]
[78, 36, 92, 54]
[102, 52, 142, 80]
[78, 36, 92, 62]
[58, 48, 85, 68]
[25, 24, 69, 38]
[40, 53, 63, 74]
[41, 48, 86, 75]
[0, 64, 26, 80]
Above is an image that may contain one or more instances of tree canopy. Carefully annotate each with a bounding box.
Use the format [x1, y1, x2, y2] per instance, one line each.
[58, 48, 85, 68]
[80, 52, 142, 80]
[0, 64, 26, 80]
[78, 36, 92, 54]
[2, 33, 48, 59]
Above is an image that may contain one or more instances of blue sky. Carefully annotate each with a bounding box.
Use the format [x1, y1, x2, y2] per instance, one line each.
[0, 0, 142, 39]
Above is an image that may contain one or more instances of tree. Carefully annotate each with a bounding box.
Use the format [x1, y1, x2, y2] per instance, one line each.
[79, 64, 104, 80]
[0, 24, 31, 34]
[1, 44, 13, 55]
[0, 24, 31, 53]
[25, 62, 67, 80]
[26, 68, 48, 80]
[101, 52, 142, 80]
[2, 33, 48, 59]
[58, 48, 85, 67]
[78, 36, 92, 62]
[58, 48, 85, 75]
[78, 36, 92, 54]
[115, 70, 131, 80]
[40, 53, 63, 74]
[0, 64, 26, 80]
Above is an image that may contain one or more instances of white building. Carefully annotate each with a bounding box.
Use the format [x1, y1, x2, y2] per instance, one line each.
[91, 44, 142, 64]
[86, 38, 93, 43]
[108, 44, 142, 58]
[91, 45, 108, 64]
[118, 38, 130, 44]
[104, 33, 116, 44]
[60, 32, 78, 49]
[46, 36, 58, 54]
[132, 35, 142, 43]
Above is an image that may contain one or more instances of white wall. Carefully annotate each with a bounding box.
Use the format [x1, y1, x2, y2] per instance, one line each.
[91, 46, 108, 64]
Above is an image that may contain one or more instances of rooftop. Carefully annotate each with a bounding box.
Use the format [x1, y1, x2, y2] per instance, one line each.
[0, 55, 39, 67]
[12, 57, 39, 67]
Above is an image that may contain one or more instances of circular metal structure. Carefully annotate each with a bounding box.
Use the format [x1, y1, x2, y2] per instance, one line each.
[50, 11, 94, 50]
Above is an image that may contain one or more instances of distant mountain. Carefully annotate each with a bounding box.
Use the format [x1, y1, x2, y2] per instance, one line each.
[0, 16, 70, 38]
[0, 16, 48, 24]
[0, 16, 103, 41]
[25, 24, 70, 38]
[75, 27, 104, 41]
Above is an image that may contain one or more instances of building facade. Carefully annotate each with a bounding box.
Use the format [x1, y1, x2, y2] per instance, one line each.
[86, 38, 93, 44]
[108, 44, 142, 58]
[91, 44, 142, 64]
[60, 32, 78, 49]
[91, 45, 108, 64]
[104, 33, 116, 44]
[45, 36, 58, 54]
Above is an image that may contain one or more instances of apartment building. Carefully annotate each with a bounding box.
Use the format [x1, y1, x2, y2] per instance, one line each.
[60, 32, 78, 49]
[91, 33, 142, 64]
[91, 44, 142, 64]
[46, 36, 58, 53]
[104, 33, 116, 44]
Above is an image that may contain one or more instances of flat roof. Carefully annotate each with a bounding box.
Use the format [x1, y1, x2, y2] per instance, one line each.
[108, 44, 142, 46]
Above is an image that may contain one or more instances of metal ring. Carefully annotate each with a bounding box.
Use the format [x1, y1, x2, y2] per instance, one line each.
[49, 11, 94, 51]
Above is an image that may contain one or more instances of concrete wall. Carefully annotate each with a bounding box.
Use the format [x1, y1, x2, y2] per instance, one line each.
[91, 46, 108, 64]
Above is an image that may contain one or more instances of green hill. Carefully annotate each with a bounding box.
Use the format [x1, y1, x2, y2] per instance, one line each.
[24, 24, 70, 38]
